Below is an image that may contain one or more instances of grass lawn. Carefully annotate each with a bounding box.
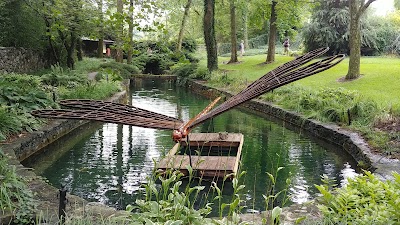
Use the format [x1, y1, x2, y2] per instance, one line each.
[217, 54, 400, 110]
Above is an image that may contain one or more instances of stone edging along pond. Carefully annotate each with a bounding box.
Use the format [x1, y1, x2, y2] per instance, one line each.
[187, 80, 400, 180]
[1, 77, 399, 223]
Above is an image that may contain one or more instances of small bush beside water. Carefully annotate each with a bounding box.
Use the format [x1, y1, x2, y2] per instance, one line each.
[99, 61, 140, 79]
[0, 59, 122, 141]
[316, 171, 400, 225]
[0, 148, 37, 224]
[0, 74, 57, 141]
[263, 85, 380, 126]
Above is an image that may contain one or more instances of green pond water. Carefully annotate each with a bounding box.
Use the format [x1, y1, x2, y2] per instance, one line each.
[24, 79, 357, 213]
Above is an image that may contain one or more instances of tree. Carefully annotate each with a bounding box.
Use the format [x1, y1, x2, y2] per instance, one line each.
[115, 0, 124, 63]
[177, 0, 193, 52]
[265, 0, 308, 63]
[0, 0, 46, 50]
[241, 1, 249, 49]
[346, 0, 376, 80]
[395, 0, 400, 10]
[228, 0, 238, 63]
[266, 0, 277, 63]
[97, 0, 104, 58]
[24, 0, 96, 68]
[204, 0, 218, 72]
[127, 0, 134, 64]
[302, 0, 349, 54]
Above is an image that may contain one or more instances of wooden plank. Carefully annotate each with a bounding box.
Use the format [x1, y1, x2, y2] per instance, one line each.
[183, 133, 242, 143]
[181, 133, 243, 148]
[157, 133, 244, 178]
[233, 134, 244, 175]
[158, 156, 236, 171]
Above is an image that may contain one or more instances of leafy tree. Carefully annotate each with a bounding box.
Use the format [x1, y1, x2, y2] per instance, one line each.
[204, 0, 218, 72]
[115, 0, 124, 63]
[96, 0, 105, 58]
[395, 0, 400, 10]
[266, 0, 277, 63]
[240, 1, 250, 49]
[177, 0, 193, 52]
[0, 0, 46, 50]
[228, 0, 238, 63]
[265, 0, 308, 63]
[127, 0, 134, 64]
[346, 0, 376, 80]
[302, 0, 381, 57]
[24, 0, 96, 68]
[302, 0, 349, 55]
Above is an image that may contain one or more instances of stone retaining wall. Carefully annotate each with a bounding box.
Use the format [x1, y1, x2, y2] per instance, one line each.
[0, 47, 47, 73]
[187, 80, 400, 179]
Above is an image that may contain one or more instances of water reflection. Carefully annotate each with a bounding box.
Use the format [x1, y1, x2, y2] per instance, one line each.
[26, 79, 358, 211]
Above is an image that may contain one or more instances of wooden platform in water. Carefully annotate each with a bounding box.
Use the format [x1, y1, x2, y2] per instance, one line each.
[157, 133, 244, 179]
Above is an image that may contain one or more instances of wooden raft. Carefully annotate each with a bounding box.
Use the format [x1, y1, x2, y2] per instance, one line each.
[157, 133, 244, 179]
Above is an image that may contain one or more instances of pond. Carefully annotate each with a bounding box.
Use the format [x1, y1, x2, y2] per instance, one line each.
[24, 79, 357, 213]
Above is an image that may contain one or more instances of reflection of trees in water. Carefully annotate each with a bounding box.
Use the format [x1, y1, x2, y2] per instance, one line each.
[39, 79, 353, 212]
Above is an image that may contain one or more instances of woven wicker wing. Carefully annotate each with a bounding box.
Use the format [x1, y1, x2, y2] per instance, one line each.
[32, 101, 183, 130]
[59, 99, 182, 123]
[189, 48, 345, 130]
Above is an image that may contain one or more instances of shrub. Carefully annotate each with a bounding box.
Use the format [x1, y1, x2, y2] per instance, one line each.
[0, 148, 37, 224]
[316, 171, 400, 224]
[218, 43, 232, 55]
[181, 38, 198, 53]
[40, 64, 86, 87]
[263, 85, 379, 126]
[132, 54, 173, 75]
[0, 74, 57, 140]
[248, 34, 268, 49]
[171, 63, 198, 78]
[58, 80, 121, 100]
[99, 61, 140, 79]
[191, 66, 210, 80]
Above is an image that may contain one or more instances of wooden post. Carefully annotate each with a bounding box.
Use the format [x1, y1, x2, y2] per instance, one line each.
[59, 185, 67, 225]
[187, 135, 193, 168]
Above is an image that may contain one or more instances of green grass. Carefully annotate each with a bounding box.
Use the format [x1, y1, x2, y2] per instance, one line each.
[217, 54, 400, 111]
[206, 51, 400, 152]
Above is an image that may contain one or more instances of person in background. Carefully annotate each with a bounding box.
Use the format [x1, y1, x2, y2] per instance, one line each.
[240, 40, 245, 57]
[283, 38, 290, 55]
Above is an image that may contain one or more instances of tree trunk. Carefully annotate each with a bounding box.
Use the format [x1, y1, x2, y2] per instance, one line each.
[97, 0, 104, 58]
[127, 0, 134, 64]
[115, 0, 124, 63]
[242, 3, 249, 49]
[266, 1, 277, 63]
[77, 38, 83, 61]
[345, 0, 376, 79]
[228, 0, 238, 64]
[97, 39, 104, 58]
[203, 0, 218, 72]
[44, 17, 60, 64]
[66, 32, 77, 69]
[346, 0, 361, 79]
[177, 0, 193, 52]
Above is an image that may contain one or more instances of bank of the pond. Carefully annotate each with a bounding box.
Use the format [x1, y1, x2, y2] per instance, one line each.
[0, 91, 130, 224]
[1, 76, 398, 224]
[187, 80, 400, 180]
